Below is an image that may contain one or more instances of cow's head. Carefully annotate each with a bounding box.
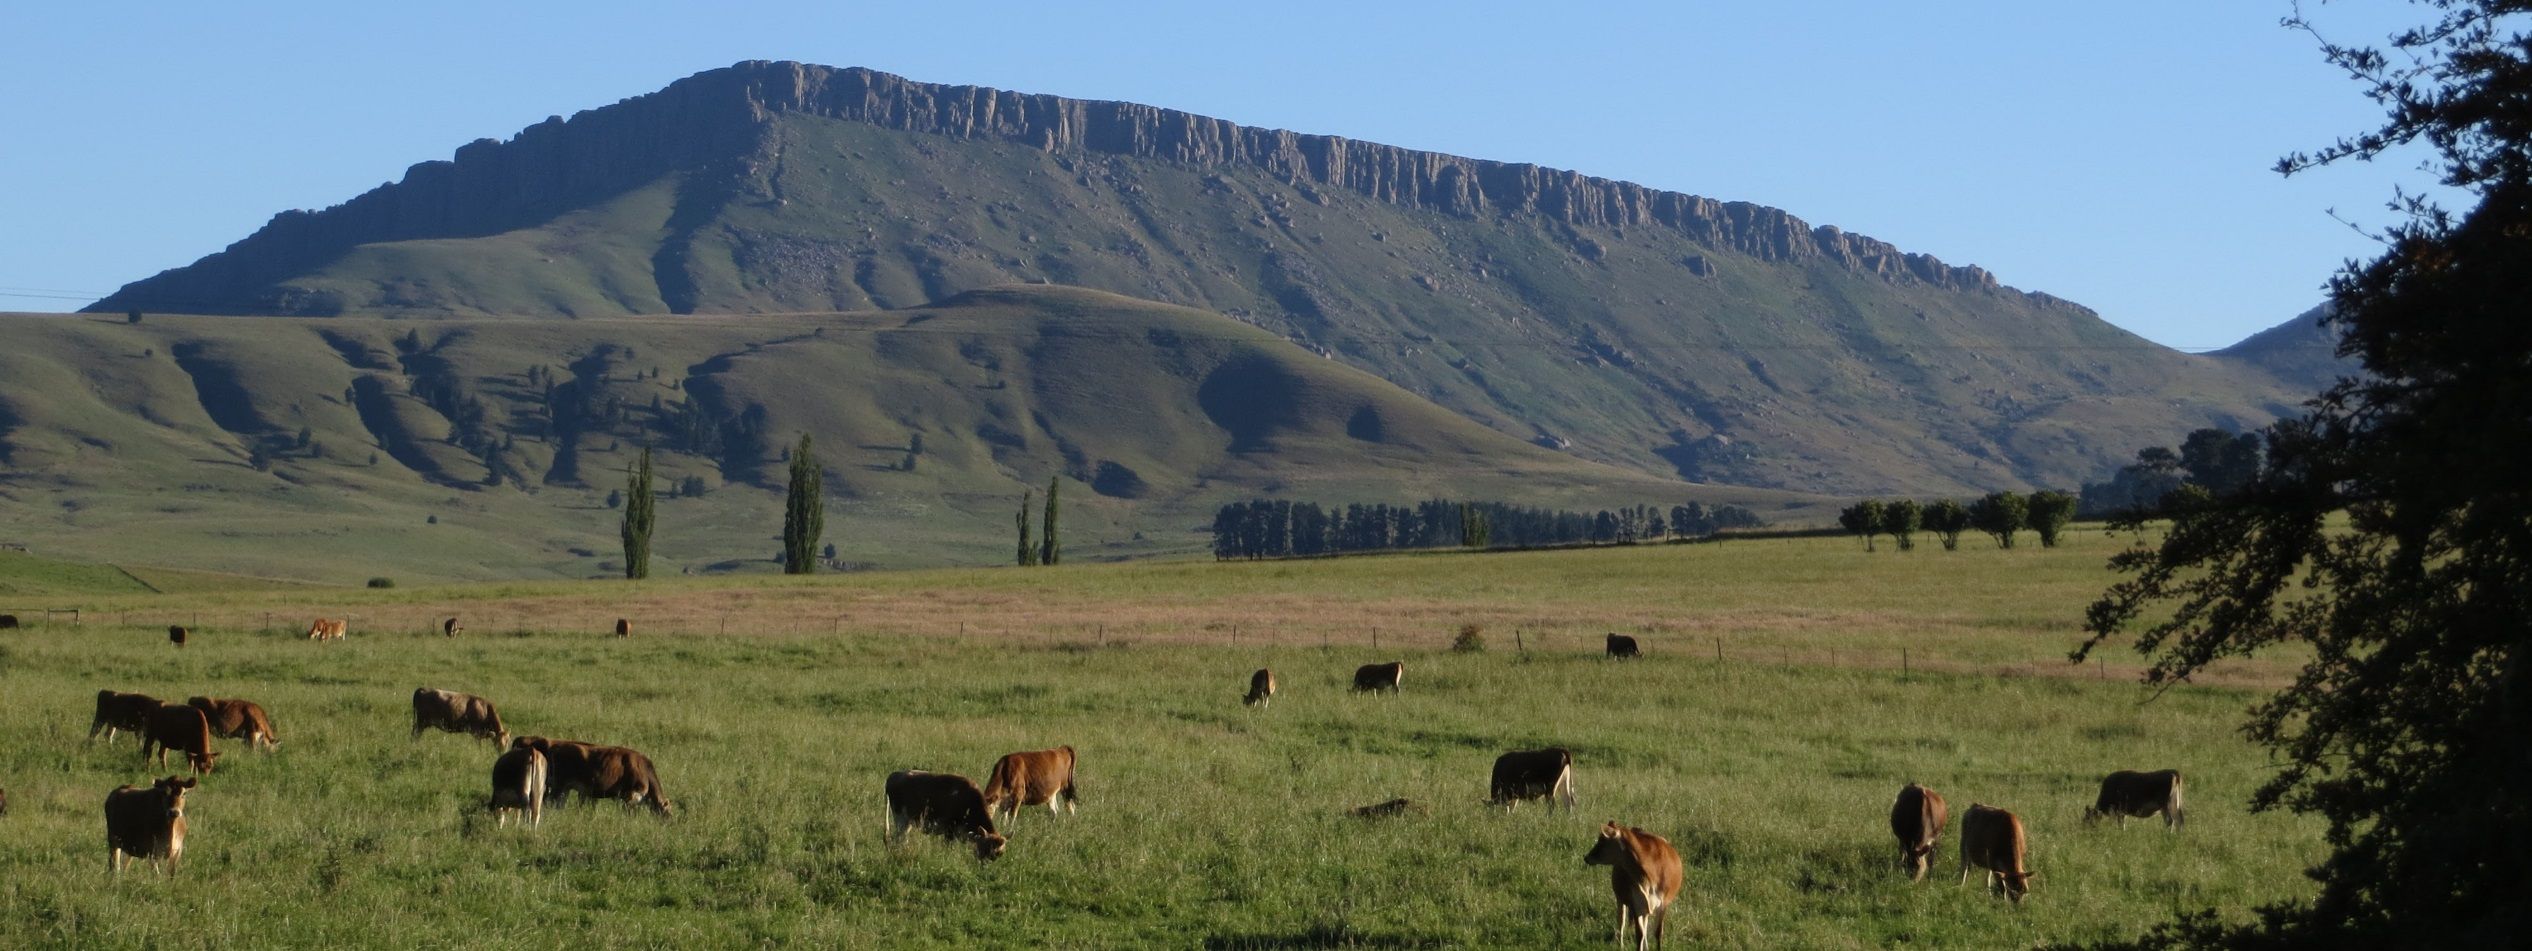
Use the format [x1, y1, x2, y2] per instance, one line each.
[2081, 805, 2103, 826]
[154, 775, 197, 818]
[1582, 821, 1627, 867]
[1998, 870, 2036, 903]
[187, 750, 221, 775]
[1899, 844, 1935, 879]
[493, 727, 513, 749]
[971, 830, 1008, 861]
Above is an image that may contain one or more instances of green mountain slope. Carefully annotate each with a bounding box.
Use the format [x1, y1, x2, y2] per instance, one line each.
[2, 286, 1806, 582]
[88, 62, 2316, 497]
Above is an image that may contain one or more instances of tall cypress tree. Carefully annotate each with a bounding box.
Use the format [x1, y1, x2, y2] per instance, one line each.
[620, 447, 655, 579]
[782, 434, 823, 574]
[1016, 490, 1037, 566]
[1039, 476, 1061, 566]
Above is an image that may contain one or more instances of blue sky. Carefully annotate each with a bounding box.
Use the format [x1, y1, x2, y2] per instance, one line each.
[0, 1, 2441, 349]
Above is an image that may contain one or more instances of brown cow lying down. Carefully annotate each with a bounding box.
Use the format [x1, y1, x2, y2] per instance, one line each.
[1490, 748, 1578, 812]
[1890, 783, 1949, 881]
[2085, 769, 2185, 830]
[512, 737, 672, 816]
[1960, 803, 2036, 902]
[412, 688, 509, 748]
[140, 703, 220, 775]
[105, 776, 197, 874]
[188, 697, 280, 752]
[1244, 668, 1276, 708]
[90, 690, 163, 744]
[1352, 661, 1405, 693]
[488, 746, 547, 828]
[1584, 822, 1683, 951]
[886, 770, 1006, 861]
[983, 746, 1079, 822]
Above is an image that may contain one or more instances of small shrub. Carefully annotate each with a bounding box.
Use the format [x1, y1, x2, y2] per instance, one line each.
[126, 310, 143, 324]
[365, 577, 395, 589]
[1451, 624, 1486, 653]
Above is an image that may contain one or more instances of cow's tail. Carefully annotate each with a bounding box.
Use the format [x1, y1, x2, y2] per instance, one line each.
[2170, 775, 2186, 830]
[1555, 758, 1578, 812]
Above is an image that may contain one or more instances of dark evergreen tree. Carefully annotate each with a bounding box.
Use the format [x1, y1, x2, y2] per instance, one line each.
[1039, 477, 1061, 566]
[781, 434, 823, 574]
[1018, 490, 1037, 566]
[619, 447, 655, 579]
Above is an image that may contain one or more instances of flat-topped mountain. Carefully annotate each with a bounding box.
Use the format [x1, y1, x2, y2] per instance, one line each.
[88, 61, 2315, 495]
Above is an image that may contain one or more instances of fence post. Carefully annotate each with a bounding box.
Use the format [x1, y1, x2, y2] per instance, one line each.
[1714, 638, 1722, 663]
[1372, 628, 1379, 651]
[1515, 628, 1525, 653]
[1903, 648, 1910, 680]
[719, 616, 726, 636]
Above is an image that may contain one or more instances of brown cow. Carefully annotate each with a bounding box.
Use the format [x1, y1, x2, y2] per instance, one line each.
[2085, 769, 2185, 830]
[1491, 748, 1578, 812]
[1352, 661, 1405, 694]
[512, 737, 604, 803]
[1244, 668, 1276, 708]
[442, 617, 462, 638]
[1890, 783, 1949, 881]
[139, 703, 219, 775]
[1584, 822, 1684, 951]
[613, 618, 631, 638]
[186, 697, 280, 752]
[104, 776, 196, 874]
[1606, 633, 1642, 658]
[583, 746, 673, 816]
[411, 688, 509, 748]
[885, 770, 1006, 860]
[983, 746, 1079, 822]
[168, 625, 188, 648]
[488, 746, 547, 828]
[1959, 803, 2036, 902]
[1350, 798, 1427, 819]
[306, 617, 346, 641]
[90, 690, 163, 744]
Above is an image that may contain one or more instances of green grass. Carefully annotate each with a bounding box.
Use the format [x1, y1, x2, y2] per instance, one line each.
[0, 531, 2319, 948]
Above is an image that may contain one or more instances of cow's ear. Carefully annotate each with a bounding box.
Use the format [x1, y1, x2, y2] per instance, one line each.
[1600, 821, 1622, 836]
[176, 777, 198, 788]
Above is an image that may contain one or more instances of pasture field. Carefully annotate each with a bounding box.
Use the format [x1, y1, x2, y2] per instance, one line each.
[0, 532, 2320, 948]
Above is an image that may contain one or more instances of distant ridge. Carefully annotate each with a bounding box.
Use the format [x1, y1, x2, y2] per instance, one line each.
[83, 61, 2315, 497]
[93, 61, 2052, 317]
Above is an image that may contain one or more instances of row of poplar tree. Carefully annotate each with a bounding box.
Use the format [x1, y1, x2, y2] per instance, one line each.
[1833, 490, 2077, 551]
[615, 434, 833, 578]
[1209, 498, 1764, 560]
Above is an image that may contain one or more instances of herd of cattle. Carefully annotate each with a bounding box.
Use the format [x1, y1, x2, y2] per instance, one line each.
[42, 618, 2191, 948]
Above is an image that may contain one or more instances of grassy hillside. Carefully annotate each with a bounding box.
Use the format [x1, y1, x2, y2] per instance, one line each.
[0, 288, 1806, 583]
[90, 64, 2318, 497]
[0, 526, 2317, 948]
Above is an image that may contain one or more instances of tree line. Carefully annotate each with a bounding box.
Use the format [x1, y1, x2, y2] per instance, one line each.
[618, 433, 832, 579]
[2077, 427, 2263, 518]
[1209, 499, 1763, 560]
[1834, 491, 2075, 551]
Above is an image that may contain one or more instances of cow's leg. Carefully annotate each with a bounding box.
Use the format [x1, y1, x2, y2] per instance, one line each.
[109, 847, 125, 875]
[410, 720, 424, 742]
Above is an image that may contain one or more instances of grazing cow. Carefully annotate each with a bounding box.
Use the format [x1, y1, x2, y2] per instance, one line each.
[1584, 822, 1683, 951]
[613, 618, 631, 638]
[305, 617, 346, 641]
[583, 746, 673, 816]
[1606, 633, 1642, 658]
[1350, 798, 1427, 818]
[885, 769, 1006, 860]
[90, 690, 164, 744]
[1490, 748, 1579, 812]
[1351, 661, 1405, 694]
[411, 688, 509, 748]
[1244, 668, 1276, 708]
[104, 776, 197, 874]
[442, 617, 462, 638]
[186, 697, 280, 752]
[168, 625, 188, 648]
[983, 746, 1079, 822]
[139, 703, 219, 775]
[487, 746, 547, 828]
[2085, 769, 2185, 830]
[1890, 783, 1949, 881]
[1959, 803, 2036, 902]
[512, 737, 605, 803]
[0, 614, 18, 629]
